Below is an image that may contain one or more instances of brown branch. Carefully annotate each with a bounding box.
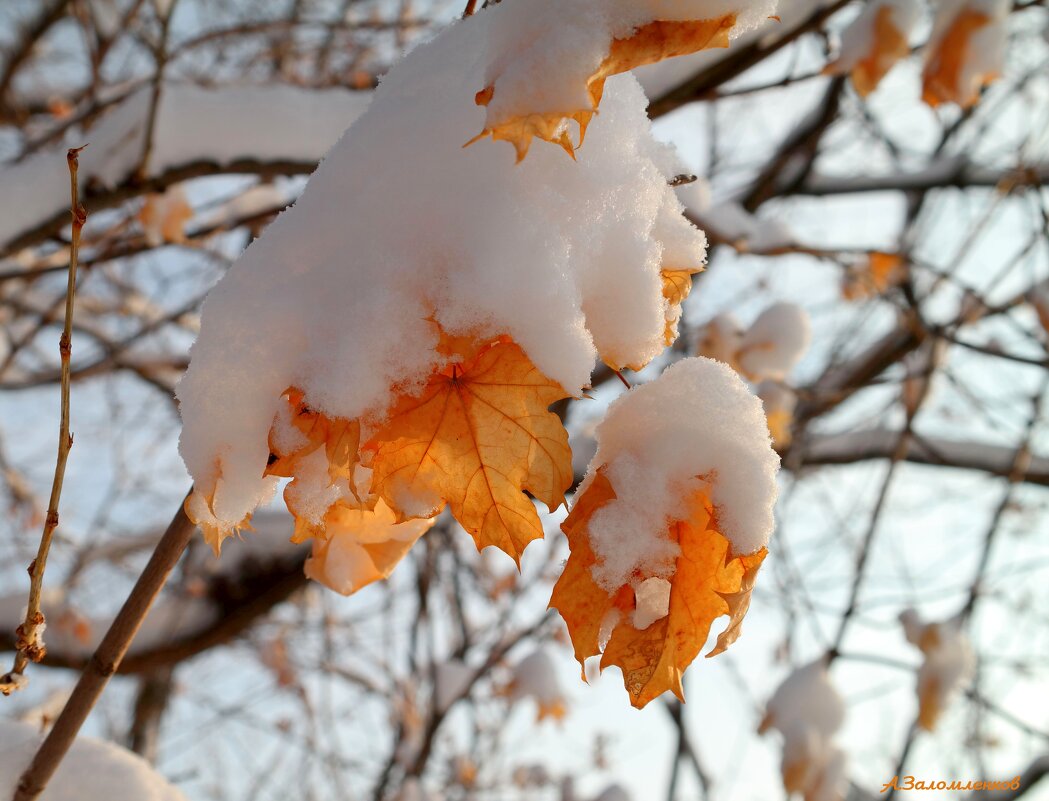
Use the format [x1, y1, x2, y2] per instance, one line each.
[646, 0, 851, 118]
[0, 0, 73, 122]
[1, 157, 320, 258]
[0, 146, 86, 695]
[12, 495, 196, 801]
[795, 429, 1049, 488]
[0, 542, 309, 675]
[127, 666, 174, 762]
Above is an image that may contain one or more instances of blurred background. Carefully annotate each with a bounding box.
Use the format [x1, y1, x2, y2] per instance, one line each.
[0, 1, 1048, 799]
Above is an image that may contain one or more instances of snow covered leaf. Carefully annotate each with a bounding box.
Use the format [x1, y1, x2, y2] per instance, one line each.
[366, 336, 572, 564]
[138, 187, 193, 246]
[266, 387, 361, 487]
[302, 500, 433, 596]
[469, 15, 738, 162]
[551, 470, 767, 709]
[661, 268, 696, 345]
[922, 0, 1007, 108]
[900, 609, 973, 731]
[549, 359, 777, 708]
[757, 381, 797, 450]
[842, 251, 905, 301]
[178, 3, 728, 552]
[824, 1, 918, 97]
[507, 649, 570, 722]
[736, 303, 811, 382]
[759, 660, 846, 801]
[695, 314, 744, 369]
[184, 478, 254, 556]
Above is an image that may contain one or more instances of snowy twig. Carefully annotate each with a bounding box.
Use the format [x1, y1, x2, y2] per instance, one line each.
[12, 493, 196, 801]
[0, 146, 87, 696]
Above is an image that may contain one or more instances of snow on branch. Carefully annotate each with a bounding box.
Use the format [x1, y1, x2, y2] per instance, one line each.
[0, 84, 371, 255]
[797, 162, 1049, 197]
[797, 429, 1049, 487]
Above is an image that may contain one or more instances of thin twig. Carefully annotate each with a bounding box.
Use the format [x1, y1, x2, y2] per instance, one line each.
[0, 146, 87, 696]
[13, 493, 196, 801]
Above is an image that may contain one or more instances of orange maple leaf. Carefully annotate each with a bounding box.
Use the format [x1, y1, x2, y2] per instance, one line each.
[825, 5, 910, 97]
[922, 9, 996, 108]
[184, 463, 255, 555]
[267, 388, 361, 481]
[302, 499, 434, 596]
[550, 469, 767, 709]
[842, 251, 905, 301]
[661, 268, 697, 347]
[469, 15, 737, 162]
[139, 187, 194, 245]
[365, 336, 573, 564]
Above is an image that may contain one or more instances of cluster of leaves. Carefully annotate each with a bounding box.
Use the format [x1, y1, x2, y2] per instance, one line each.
[186, 11, 771, 710]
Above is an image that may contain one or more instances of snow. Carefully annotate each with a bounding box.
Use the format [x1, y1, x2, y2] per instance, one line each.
[693, 303, 810, 383]
[0, 721, 187, 801]
[593, 785, 632, 801]
[580, 358, 778, 591]
[632, 577, 672, 629]
[763, 660, 844, 739]
[0, 84, 371, 252]
[177, 1, 777, 540]
[737, 302, 811, 382]
[434, 659, 475, 711]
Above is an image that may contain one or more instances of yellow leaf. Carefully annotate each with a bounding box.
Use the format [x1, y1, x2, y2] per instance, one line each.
[922, 9, 995, 108]
[765, 407, 794, 449]
[469, 15, 737, 162]
[303, 499, 433, 596]
[550, 469, 767, 709]
[138, 187, 193, 245]
[266, 387, 361, 485]
[661, 268, 696, 346]
[365, 336, 572, 563]
[825, 6, 910, 97]
[184, 464, 254, 555]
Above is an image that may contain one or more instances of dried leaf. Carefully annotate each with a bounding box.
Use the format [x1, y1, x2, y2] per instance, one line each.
[139, 187, 194, 245]
[922, 9, 995, 108]
[661, 268, 696, 346]
[842, 251, 905, 300]
[825, 6, 910, 97]
[366, 336, 572, 563]
[184, 467, 255, 555]
[266, 387, 362, 487]
[303, 500, 433, 596]
[469, 15, 737, 162]
[550, 469, 767, 708]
